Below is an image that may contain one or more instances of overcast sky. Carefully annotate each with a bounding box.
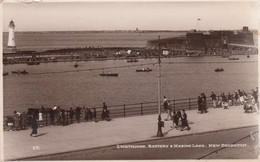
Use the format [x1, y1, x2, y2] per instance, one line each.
[2, 1, 259, 31]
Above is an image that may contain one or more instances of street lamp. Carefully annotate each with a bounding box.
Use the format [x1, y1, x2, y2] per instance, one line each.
[157, 36, 164, 137]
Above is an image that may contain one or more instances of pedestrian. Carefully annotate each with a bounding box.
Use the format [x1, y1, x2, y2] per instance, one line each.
[210, 92, 217, 108]
[52, 105, 57, 125]
[50, 109, 55, 125]
[234, 91, 239, 105]
[201, 93, 207, 113]
[221, 93, 226, 107]
[197, 96, 202, 113]
[89, 109, 93, 120]
[61, 109, 65, 126]
[172, 111, 179, 128]
[75, 105, 81, 123]
[53, 105, 57, 110]
[238, 89, 244, 104]
[56, 107, 62, 125]
[13, 111, 19, 130]
[252, 89, 258, 104]
[165, 100, 172, 121]
[227, 93, 233, 106]
[69, 107, 74, 124]
[176, 110, 182, 127]
[163, 96, 168, 112]
[101, 102, 110, 121]
[180, 109, 190, 131]
[30, 112, 38, 137]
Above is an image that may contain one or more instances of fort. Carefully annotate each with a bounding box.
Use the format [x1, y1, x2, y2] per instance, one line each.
[146, 26, 256, 55]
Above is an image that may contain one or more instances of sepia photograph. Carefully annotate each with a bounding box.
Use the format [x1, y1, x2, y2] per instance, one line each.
[0, 0, 259, 161]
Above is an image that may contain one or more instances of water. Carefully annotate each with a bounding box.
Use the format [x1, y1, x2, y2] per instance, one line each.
[2, 31, 258, 52]
[3, 55, 258, 115]
[2, 31, 186, 51]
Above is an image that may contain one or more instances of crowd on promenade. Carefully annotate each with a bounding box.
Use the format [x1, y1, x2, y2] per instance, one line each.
[5, 87, 258, 136]
[7, 102, 111, 136]
[162, 87, 258, 131]
[207, 88, 259, 112]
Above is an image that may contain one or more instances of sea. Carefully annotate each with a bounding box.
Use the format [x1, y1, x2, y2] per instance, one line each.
[2, 31, 186, 51]
[2, 31, 258, 116]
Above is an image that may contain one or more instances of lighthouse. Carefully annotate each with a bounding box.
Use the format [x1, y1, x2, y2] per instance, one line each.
[7, 20, 16, 51]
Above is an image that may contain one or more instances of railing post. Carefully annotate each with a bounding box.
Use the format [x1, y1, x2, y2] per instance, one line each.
[45, 111, 48, 126]
[66, 110, 69, 125]
[189, 98, 191, 110]
[123, 104, 126, 117]
[141, 103, 143, 116]
[173, 100, 175, 112]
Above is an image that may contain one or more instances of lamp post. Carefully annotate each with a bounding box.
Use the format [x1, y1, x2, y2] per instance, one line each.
[157, 36, 163, 137]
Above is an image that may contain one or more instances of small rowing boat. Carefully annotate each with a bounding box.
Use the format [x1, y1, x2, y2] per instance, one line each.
[136, 68, 152, 72]
[215, 68, 224, 72]
[100, 73, 118, 77]
[74, 63, 78, 68]
[3, 72, 8, 76]
[228, 57, 239, 60]
[12, 70, 28, 75]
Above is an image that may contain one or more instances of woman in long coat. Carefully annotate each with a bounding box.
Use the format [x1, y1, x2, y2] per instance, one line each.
[30, 112, 38, 137]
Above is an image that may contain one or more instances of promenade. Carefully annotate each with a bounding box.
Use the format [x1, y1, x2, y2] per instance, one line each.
[4, 104, 259, 160]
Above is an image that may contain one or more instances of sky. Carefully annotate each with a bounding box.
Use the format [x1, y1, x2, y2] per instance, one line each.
[1, 0, 259, 31]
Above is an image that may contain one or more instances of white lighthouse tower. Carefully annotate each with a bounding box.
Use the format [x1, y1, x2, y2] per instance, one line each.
[7, 20, 17, 52]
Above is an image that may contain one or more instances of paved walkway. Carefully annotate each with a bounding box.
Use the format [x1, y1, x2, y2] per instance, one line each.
[4, 105, 259, 160]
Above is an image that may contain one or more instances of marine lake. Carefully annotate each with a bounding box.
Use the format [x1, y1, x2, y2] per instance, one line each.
[3, 55, 258, 115]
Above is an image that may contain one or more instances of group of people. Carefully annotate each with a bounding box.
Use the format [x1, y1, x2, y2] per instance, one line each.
[50, 103, 111, 125]
[197, 93, 208, 113]
[209, 87, 259, 112]
[163, 96, 190, 131]
[8, 102, 111, 137]
[11, 111, 28, 131]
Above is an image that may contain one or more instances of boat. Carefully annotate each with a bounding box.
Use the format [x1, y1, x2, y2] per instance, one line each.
[74, 63, 79, 68]
[100, 72, 119, 77]
[12, 70, 28, 75]
[228, 57, 239, 60]
[222, 55, 231, 58]
[3, 72, 8, 76]
[136, 68, 152, 72]
[127, 58, 138, 63]
[215, 68, 224, 72]
[27, 61, 40, 65]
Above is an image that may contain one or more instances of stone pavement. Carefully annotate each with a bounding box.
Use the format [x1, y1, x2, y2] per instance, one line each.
[3, 105, 259, 160]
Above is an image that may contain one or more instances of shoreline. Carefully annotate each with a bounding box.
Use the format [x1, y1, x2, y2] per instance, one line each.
[3, 53, 257, 65]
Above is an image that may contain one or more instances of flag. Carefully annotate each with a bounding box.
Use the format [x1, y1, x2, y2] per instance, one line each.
[197, 18, 201, 21]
